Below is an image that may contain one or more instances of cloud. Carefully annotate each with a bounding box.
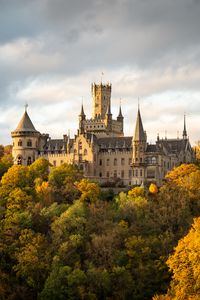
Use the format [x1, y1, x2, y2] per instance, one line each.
[0, 0, 200, 145]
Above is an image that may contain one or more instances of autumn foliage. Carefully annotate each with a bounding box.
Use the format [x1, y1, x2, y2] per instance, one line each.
[0, 160, 200, 299]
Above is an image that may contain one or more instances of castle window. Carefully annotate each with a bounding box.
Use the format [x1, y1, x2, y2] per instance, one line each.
[17, 156, 22, 165]
[114, 158, 117, 166]
[27, 140, 32, 147]
[129, 170, 132, 178]
[99, 172, 102, 177]
[79, 154, 82, 161]
[114, 170, 117, 178]
[121, 170, 124, 178]
[106, 159, 109, 166]
[140, 146, 143, 151]
[27, 157, 32, 165]
[53, 161, 56, 167]
[129, 158, 132, 165]
[140, 157, 142, 163]
[18, 140, 22, 147]
[99, 159, 102, 166]
[121, 158, 125, 165]
[84, 149, 87, 155]
[74, 149, 77, 154]
[106, 171, 109, 178]
[140, 169, 143, 177]
[60, 160, 63, 165]
[152, 157, 156, 164]
[135, 169, 138, 177]
[79, 141, 82, 150]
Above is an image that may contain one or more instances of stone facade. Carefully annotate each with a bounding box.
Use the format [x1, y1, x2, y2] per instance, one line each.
[11, 82, 195, 187]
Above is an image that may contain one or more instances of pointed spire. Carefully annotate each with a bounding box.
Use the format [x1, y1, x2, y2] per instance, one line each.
[80, 102, 85, 117]
[118, 100, 123, 118]
[134, 108, 146, 142]
[183, 113, 187, 139]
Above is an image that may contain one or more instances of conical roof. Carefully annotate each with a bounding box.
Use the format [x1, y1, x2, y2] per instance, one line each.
[14, 111, 37, 133]
[134, 109, 146, 141]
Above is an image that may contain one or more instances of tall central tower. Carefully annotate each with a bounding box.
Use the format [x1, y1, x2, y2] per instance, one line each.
[91, 83, 111, 119]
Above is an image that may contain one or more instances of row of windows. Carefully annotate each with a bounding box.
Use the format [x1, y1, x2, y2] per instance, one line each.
[99, 169, 132, 178]
[86, 125, 104, 129]
[17, 156, 32, 165]
[16, 139, 36, 147]
[99, 158, 132, 166]
[74, 148, 88, 155]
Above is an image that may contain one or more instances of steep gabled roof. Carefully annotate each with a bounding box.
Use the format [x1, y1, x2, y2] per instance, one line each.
[14, 111, 37, 132]
[134, 109, 146, 141]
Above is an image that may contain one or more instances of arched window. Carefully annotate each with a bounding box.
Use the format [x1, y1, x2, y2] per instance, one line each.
[27, 157, 32, 165]
[27, 139, 32, 147]
[18, 140, 22, 147]
[17, 156, 22, 165]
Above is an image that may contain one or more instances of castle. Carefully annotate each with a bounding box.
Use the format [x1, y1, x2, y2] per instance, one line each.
[11, 82, 195, 187]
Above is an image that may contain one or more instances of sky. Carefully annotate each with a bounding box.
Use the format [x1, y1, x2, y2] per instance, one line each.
[1, 0, 200, 145]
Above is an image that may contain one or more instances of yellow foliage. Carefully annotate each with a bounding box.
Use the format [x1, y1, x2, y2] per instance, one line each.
[128, 187, 144, 198]
[166, 164, 198, 184]
[149, 183, 158, 194]
[76, 179, 100, 202]
[167, 217, 200, 299]
[35, 181, 49, 194]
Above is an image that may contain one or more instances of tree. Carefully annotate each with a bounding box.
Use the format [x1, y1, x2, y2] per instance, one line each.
[29, 158, 50, 182]
[166, 217, 200, 300]
[48, 164, 82, 203]
[75, 179, 100, 203]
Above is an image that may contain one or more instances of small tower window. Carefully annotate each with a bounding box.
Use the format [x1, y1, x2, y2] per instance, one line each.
[121, 170, 124, 178]
[27, 140, 32, 147]
[106, 159, 110, 166]
[140, 169, 143, 177]
[27, 157, 32, 165]
[18, 140, 22, 147]
[114, 158, 117, 166]
[121, 158, 125, 166]
[107, 171, 109, 178]
[99, 159, 102, 166]
[17, 156, 22, 165]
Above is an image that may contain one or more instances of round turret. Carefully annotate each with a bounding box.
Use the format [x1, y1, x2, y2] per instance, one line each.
[11, 109, 40, 165]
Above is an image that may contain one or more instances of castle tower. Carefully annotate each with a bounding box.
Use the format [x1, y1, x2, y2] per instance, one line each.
[132, 108, 147, 185]
[117, 103, 124, 134]
[11, 108, 40, 165]
[91, 82, 112, 119]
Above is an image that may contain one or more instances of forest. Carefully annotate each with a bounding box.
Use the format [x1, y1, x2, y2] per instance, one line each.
[0, 145, 200, 300]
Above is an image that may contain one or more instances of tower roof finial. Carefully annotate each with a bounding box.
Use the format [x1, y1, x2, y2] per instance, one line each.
[25, 103, 28, 112]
